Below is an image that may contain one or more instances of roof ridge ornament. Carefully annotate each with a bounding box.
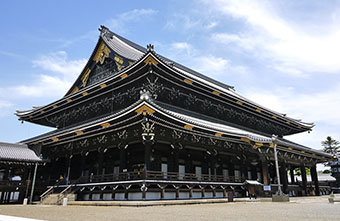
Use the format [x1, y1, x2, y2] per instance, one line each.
[99, 25, 112, 38]
[147, 44, 154, 52]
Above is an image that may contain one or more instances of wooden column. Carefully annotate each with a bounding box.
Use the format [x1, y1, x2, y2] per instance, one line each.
[211, 155, 217, 179]
[0, 166, 9, 203]
[251, 165, 257, 181]
[228, 161, 235, 182]
[119, 147, 126, 173]
[97, 151, 104, 176]
[300, 165, 308, 196]
[80, 154, 86, 176]
[261, 160, 269, 185]
[279, 163, 288, 194]
[173, 145, 179, 173]
[241, 161, 248, 180]
[144, 142, 152, 171]
[290, 167, 295, 184]
[311, 166, 320, 196]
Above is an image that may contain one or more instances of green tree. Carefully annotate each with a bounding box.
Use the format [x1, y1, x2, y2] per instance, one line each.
[321, 136, 340, 155]
[294, 167, 310, 176]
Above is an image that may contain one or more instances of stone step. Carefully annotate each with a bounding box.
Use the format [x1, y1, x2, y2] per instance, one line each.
[40, 193, 76, 205]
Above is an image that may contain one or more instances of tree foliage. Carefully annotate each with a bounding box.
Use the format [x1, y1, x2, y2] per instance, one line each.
[321, 136, 340, 155]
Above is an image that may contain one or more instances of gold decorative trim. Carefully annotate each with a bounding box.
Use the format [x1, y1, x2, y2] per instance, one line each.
[135, 105, 155, 115]
[184, 125, 194, 130]
[99, 83, 107, 88]
[255, 142, 263, 147]
[269, 142, 274, 147]
[301, 150, 305, 153]
[51, 137, 59, 142]
[215, 132, 223, 137]
[144, 56, 158, 65]
[101, 122, 111, 128]
[29, 115, 32, 118]
[298, 126, 302, 128]
[71, 86, 79, 94]
[114, 55, 124, 64]
[212, 91, 220, 95]
[236, 100, 243, 105]
[82, 92, 88, 96]
[184, 79, 193, 84]
[241, 137, 250, 143]
[67, 99, 72, 103]
[40, 110, 45, 114]
[52, 105, 57, 108]
[286, 121, 291, 124]
[256, 108, 262, 112]
[93, 42, 111, 65]
[288, 147, 293, 150]
[81, 69, 91, 87]
[75, 130, 83, 135]
[272, 115, 277, 119]
[120, 73, 128, 79]
[312, 153, 316, 156]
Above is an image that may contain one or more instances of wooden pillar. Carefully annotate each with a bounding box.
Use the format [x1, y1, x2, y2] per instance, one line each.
[119, 147, 126, 173]
[97, 151, 104, 176]
[173, 145, 179, 173]
[261, 160, 269, 185]
[290, 167, 295, 184]
[189, 186, 193, 198]
[300, 165, 308, 196]
[279, 163, 288, 194]
[144, 142, 152, 171]
[241, 161, 248, 180]
[251, 165, 257, 181]
[175, 186, 180, 199]
[80, 154, 86, 176]
[0, 167, 9, 203]
[211, 155, 217, 180]
[228, 161, 235, 182]
[311, 166, 320, 196]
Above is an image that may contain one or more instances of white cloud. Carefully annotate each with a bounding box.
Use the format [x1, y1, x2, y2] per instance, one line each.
[0, 51, 86, 99]
[105, 9, 157, 33]
[245, 84, 340, 125]
[243, 84, 340, 149]
[0, 100, 13, 117]
[205, 0, 340, 75]
[166, 42, 247, 77]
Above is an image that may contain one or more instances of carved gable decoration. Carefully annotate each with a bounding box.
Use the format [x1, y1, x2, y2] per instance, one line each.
[66, 41, 135, 95]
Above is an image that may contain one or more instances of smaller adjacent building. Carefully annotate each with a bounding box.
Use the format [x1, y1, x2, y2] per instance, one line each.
[0, 142, 44, 203]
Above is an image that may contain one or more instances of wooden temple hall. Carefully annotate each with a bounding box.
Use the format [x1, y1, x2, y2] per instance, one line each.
[1, 25, 332, 203]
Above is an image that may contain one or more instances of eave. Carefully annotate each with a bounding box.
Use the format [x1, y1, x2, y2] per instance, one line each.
[22, 95, 331, 162]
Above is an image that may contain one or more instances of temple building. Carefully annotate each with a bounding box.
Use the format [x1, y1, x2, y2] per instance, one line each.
[3, 25, 333, 203]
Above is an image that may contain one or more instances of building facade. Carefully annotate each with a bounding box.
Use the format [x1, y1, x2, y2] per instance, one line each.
[11, 26, 332, 202]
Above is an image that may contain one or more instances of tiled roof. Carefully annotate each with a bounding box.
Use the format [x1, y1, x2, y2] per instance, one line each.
[0, 142, 43, 163]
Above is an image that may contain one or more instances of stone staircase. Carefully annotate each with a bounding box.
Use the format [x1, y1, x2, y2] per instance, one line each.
[40, 193, 76, 205]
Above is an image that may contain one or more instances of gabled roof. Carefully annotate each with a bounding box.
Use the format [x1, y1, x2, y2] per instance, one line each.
[0, 142, 44, 164]
[16, 26, 313, 134]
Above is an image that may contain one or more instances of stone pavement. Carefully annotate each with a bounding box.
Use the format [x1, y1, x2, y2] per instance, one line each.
[0, 196, 339, 221]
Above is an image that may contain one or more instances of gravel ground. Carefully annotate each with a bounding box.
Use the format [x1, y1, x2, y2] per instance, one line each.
[0, 196, 339, 221]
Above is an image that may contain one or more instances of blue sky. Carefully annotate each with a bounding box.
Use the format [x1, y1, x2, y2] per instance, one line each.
[1, 0, 340, 155]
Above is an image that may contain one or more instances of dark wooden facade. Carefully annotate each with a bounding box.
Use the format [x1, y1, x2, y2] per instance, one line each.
[12, 26, 332, 202]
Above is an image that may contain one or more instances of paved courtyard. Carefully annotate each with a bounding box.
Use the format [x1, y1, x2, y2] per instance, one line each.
[0, 196, 339, 221]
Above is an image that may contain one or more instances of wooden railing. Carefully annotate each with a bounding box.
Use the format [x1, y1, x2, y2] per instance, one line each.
[72, 170, 245, 184]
